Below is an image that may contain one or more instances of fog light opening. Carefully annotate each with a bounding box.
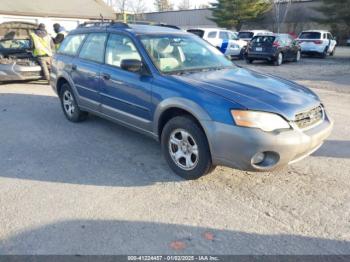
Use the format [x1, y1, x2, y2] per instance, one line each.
[252, 152, 265, 165]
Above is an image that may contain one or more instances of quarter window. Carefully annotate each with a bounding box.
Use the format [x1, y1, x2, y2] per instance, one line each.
[105, 34, 141, 68]
[79, 33, 107, 63]
[58, 34, 86, 56]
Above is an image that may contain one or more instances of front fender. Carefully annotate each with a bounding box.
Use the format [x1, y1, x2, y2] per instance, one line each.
[153, 97, 212, 137]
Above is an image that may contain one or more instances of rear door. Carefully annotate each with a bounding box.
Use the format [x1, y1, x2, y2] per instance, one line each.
[71, 33, 108, 111]
[99, 33, 153, 131]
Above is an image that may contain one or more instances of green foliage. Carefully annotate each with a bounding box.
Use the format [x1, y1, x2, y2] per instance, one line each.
[210, 0, 272, 30]
[314, 0, 350, 27]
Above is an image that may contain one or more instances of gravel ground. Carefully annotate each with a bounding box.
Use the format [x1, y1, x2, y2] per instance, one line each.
[0, 48, 349, 255]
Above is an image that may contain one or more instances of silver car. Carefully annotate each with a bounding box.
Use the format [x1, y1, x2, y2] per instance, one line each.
[0, 22, 42, 82]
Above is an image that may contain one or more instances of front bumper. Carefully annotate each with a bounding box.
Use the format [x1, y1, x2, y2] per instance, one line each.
[0, 63, 42, 81]
[203, 113, 333, 171]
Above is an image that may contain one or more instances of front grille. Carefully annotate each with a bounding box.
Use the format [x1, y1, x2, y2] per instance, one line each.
[294, 105, 324, 129]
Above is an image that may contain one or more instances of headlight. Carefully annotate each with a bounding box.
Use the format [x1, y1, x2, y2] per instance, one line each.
[231, 110, 290, 132]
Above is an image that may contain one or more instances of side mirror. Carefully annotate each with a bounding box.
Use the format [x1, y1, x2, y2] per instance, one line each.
[120, 59, 143, 73]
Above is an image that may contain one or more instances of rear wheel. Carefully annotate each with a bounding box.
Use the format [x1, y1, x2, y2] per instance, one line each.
[274, 52, 283, 66]
[59, 83, 88, 122]
[294, 50, 301, 62]
[161, 116, 212, 180]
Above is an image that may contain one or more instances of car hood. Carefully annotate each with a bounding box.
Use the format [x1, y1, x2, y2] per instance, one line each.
[0, 21, 37, 40]
[173, 68, 320, 120]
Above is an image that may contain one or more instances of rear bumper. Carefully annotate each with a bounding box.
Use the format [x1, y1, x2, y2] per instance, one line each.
[247, 52, 277, 61]
[0, 63, 42, 81]
[300, 45, 325, 54]
[203, 113, 333, 171]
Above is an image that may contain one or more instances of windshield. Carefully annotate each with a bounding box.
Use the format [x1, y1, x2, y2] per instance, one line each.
[139, 34, 234, 74]
[238, 32, 254, 39]
[299, 32, 321, 39]
[0, 39, 31, 50]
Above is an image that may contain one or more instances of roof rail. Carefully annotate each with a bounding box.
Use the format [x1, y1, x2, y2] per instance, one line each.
[78, 21, 130, 29]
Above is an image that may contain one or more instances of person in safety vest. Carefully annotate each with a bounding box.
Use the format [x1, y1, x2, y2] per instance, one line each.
[30, 23, 55, 81]
[53, 23, 67, 50]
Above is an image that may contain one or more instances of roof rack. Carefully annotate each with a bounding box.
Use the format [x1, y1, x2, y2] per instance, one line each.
[78, 21, 130, 29]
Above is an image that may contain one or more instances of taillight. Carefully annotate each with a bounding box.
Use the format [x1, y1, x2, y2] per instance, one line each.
[313, 40, 323, 44]
[273, 41, 280, 47]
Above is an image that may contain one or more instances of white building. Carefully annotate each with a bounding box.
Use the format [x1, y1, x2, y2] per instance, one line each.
[0, 0, 115, 35]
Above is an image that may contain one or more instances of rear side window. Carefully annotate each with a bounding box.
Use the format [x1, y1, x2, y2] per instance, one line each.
[208, 31, 217, 38]
[58, 34, 86, 56]
[187, 29, 204, 38]
[79, 33, 107, 63]
[299, 32, 321, 39]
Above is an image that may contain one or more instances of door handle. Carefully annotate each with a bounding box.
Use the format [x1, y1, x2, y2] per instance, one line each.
[101, 73, 111, 80]
[71, 64, 77, 71]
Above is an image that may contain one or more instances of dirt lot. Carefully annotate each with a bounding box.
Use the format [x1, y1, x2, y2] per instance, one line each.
[0, 48, 349, 255]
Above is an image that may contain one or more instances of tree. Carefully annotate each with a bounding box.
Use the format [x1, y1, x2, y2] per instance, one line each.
[314, 0, 350, 27]
[154, 0, 173, 12]
[130, 0, 147, 15]
[210, 0, 272, 31]
[178, 0, 191, 10]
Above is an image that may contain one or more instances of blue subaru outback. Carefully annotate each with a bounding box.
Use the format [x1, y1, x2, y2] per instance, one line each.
[51, 22, 333, 180]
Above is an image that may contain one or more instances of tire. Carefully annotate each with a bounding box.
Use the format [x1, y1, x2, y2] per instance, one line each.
[161, 116, 212, 180]
[294, 50, 301, 62]
[246, 58, 253, 64]
[274, 52, 283, 66]
[59, 83, 88, 122]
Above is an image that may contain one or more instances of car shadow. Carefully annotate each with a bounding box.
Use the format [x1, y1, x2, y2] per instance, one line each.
[0, 219, 349, 255]
[0, 93, 182, 187]
[312, 140, 350, 159]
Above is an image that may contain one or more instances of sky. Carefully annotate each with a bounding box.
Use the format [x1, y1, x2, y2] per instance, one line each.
[104, 0, 214, 12]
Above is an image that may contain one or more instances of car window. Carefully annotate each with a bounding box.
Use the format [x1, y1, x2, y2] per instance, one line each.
[139, 34, 233, 74]
[187, 29, 204, 38]
[78, 33, 107, 63]
[327, 33, 333, 40]
[59, 34, 86, 56]
[105, 34, 141, 68]
[219, 31, 229, 40]
[238, 32, 254, 39]
[299, 32, 321, 39]
[230, 32, 239, 40]
[251, 36, 275, 44]
[208, 31, 217, 38]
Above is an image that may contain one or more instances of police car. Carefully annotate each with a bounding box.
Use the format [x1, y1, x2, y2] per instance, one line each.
[187, 28, 247, 59]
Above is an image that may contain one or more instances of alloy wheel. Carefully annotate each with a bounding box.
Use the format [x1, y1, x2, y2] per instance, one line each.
[62, 90, 75, 117]
[168, 129, 199, 171]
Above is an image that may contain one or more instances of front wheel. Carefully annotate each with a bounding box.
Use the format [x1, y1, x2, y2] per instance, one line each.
[294, 50, 301, 62]
[161, 116, 213, 180]
[274, 52, 283, 66]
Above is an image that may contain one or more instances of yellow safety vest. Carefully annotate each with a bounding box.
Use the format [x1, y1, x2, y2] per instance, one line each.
[30, 32, 53, 57]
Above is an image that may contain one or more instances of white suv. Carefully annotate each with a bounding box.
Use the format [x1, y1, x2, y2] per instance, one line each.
[187, 28, 247, 59]
[297, 30, 337, 58]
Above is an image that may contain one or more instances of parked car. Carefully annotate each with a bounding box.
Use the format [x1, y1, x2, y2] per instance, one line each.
[246, 34, 301, 66]
[0, 21, 42, 81]
[346, 38, 350, 46]
[238, 30, 273, 43]
[187, 28, 247, 59]
[297, 30, 337, 58]
[51, 23, 333, 180]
